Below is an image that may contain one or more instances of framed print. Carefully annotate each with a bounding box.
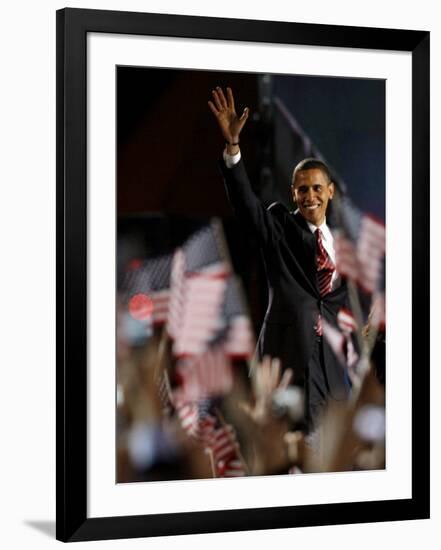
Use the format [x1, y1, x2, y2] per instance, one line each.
[56, 8, 430, 542]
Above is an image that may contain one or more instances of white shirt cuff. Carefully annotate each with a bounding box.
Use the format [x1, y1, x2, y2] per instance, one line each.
[223, 148, 241, 168]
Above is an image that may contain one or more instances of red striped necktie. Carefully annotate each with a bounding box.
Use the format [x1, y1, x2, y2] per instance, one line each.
[315, 228, 335, 335]
[316, 228, 334, 296]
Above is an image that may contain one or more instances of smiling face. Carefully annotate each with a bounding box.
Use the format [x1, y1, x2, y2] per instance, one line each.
[291, 168, 334, 227]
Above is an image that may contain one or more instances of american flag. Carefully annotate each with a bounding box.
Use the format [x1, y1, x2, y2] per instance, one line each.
[322, 319, 348, 367]
[172, 271, 229, 356]
[166, 221, 233, 356]
[221, 276, 255, 359]
[322, 310, 358, 370]
[209, 424, 245, 477]
[165, 221, 254, 358]
[175, 399, 217, 443]
[337, 307, 358, 334]
[167, 248, 186, 339]
[209, 423, 239, 465]
[174, 400, 246, 477]
[122, 254, 172, 324]
[170, 268, 254, 358]
[174, 346, 233, 403]
[121, 220, 231, 332]
[224, 316, 255, 358]
[183, 219, 231, 275]
[335, 199, 385, 294]
[217, 458, 245, 477]
[119, 221, 255, 361]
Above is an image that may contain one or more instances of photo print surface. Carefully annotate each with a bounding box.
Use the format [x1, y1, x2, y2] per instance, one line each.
[116, 66, 386, 483]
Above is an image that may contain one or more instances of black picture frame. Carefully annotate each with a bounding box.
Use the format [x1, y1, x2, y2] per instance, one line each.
[56, 7, 430, 542]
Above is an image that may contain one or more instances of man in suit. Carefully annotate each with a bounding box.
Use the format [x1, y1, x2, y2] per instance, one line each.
[208, 86, 352, 433]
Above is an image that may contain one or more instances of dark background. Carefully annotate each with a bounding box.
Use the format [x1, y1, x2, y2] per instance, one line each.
[117, 66, 385, 332]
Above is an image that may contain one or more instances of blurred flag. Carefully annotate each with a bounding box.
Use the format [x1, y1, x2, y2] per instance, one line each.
[322, 319, 348, 367]
[167, 221, 255, 358]
[175, 400, 217, 443]
[224, 316, 255, 358]
[337, 307, 358, 334]
[218, 458, 245, 477]
[183, 219, 231, 276]
[167, 221, 231, 356]
[323, 307, 358, 369]
[209, 423, 238, 464]
[209, 424, 245, 477]
[167, 248, 186, 339]
[221, 276, 255, 359]
[337, 308, 359, 369]
[335, 199, 385, 294]
[174, 346, 233, 402]
[121, 219, 255, 358]
[122, 254, 172, 325]
[121, 219, 231, 331]
[174, 400, 245, 478]
[172, 272, 228, 356]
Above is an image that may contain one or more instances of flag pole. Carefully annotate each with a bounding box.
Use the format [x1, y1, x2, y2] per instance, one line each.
[205, 447, 217, 478]
[154, 326, 174, 411]
[154, 325, 169, 377]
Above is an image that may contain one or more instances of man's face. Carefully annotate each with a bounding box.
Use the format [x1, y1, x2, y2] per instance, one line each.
[291, 168, 334, 226]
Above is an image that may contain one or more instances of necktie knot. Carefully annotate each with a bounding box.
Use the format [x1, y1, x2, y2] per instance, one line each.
[315, 227, 322, 241]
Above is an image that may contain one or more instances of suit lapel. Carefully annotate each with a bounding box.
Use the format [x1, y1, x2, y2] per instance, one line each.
[292, 212, 320, 296]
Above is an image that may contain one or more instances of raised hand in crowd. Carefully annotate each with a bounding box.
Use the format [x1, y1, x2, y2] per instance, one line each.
[240, 356, 293, 426]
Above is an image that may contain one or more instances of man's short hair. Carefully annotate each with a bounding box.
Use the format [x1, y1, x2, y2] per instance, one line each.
[291, 158, 332, 186]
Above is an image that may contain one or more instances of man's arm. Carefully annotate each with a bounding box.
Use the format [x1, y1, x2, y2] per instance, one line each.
[208, 87, 284, 247]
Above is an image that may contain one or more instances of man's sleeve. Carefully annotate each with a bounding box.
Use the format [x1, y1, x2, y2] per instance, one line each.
[223, 149, 241, 168]
[219, 156, 284, 248]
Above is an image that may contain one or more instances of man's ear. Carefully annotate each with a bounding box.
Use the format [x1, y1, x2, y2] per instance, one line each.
[290, 184, 297, 203]
[329, 181, 335, 199]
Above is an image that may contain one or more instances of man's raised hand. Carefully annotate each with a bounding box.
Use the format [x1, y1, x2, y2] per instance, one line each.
[208, 86, 249, 148]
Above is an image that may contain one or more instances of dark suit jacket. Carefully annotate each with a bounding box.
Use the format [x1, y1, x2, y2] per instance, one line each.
[221, 158, 351, 400]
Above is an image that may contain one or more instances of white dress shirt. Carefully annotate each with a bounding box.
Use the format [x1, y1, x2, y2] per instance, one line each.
[223, 148, 241, 168]
[223, 148, 340, 290]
